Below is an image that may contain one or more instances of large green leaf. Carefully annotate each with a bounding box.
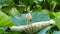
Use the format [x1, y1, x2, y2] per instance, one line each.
[53, 31, 60, 34]
[10, 10, 50, 26]
[52, 12, 60, 30]
[54, 16, 60, 30]
[37, 26, 51, 34]
[0, 11, 14, 27]
[0, 11, 19, 34]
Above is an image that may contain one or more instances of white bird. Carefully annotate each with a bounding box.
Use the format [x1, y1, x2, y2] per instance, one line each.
[26, 11, 32, 24]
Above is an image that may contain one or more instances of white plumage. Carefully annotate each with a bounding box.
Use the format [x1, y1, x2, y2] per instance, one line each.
[26, 13, 32, 21]
[26, 11, 32, 24]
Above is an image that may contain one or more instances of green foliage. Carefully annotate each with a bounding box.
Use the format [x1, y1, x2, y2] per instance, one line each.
[0, 11, 16, 34]
[0, 0, 60, 34]
[0, 28, 21, 34]
[48, 12, 55, 19]
[53, 31, 60, 34]
[54, 16, 60, 30]
[0, 11, 14, 27]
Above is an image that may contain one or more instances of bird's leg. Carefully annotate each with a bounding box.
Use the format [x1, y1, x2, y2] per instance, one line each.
[26, 19, 33, 34]
[29, 19, 33, 34]
[26, 20, 31, 34]
[27, 20, 30, 25]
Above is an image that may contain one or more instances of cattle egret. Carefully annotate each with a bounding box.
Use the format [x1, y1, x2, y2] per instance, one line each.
[26, 11, 32, 24]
